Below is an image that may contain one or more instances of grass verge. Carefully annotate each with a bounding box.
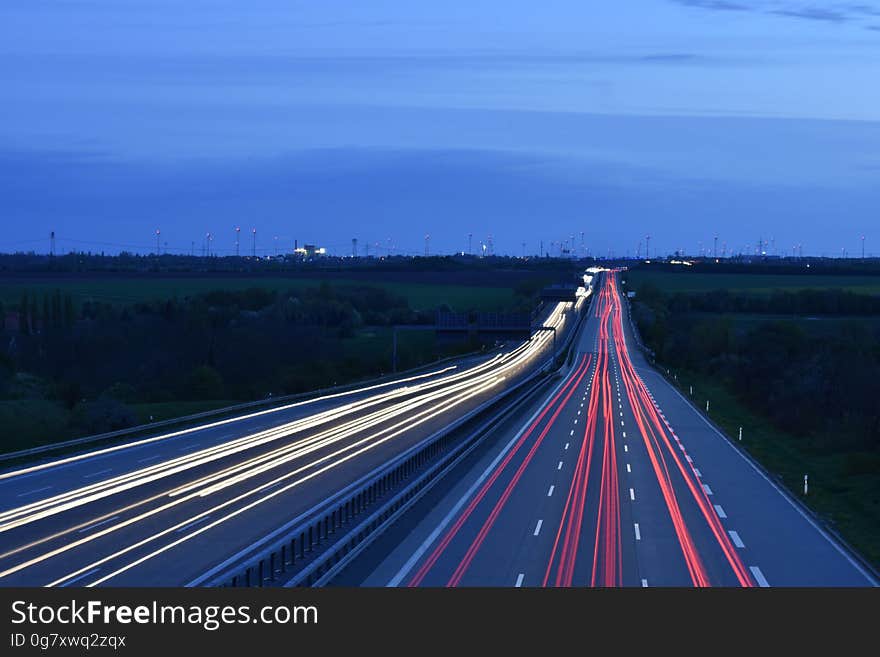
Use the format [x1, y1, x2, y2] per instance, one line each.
[669, 369, 880, 569]
[625, 271, 880, 295]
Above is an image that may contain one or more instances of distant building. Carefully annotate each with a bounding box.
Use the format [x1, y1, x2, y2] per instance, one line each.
[294, 244, 327, 259]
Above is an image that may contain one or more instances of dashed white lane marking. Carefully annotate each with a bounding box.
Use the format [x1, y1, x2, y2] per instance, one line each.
[685, 455, 693, 463]
[728, 530, 745, 548]
[619, 412, 623, 417]
[694, 468, 702, 478]
[641, 578, 649, 587]
[83, 468, 113, 479]
[622, 431, 626, 438]
[626, 463, 631, 473]
[17, 486, 52, 498]
[515, 573, 525, 587]
[702, 484, 713, 496]
[749, 566, 770, 587]
[557, 461, 563, 470]
[77, 515, 120, 534]
[714, 504, 727, 518]
[533, 519, 544, 536]
[138, 454, 162, 463]
[60, 567, 101, 587]
[620, 421, 624, 426]
[629, 488, 636, 501]
[564, 442, 569, 450]
[570, 429, 574, 436]
[624, 445, 628, 452]
[578, 410, 581, 416]
[634, 523, 641, 540]
[175, 515, 212, 533]
[547, 485, 555, 497]
[657, 375, 879, 586]
[574, 419, 578, 425]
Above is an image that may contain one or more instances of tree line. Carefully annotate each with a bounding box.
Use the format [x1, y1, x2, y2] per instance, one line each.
[0, 282, 525, 449]
[663, 287, 880, 316]
[631, 282, 880, 454]
[8, 291, 77, 335]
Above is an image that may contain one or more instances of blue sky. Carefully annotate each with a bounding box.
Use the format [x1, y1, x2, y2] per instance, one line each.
[2, 1, 879, 256]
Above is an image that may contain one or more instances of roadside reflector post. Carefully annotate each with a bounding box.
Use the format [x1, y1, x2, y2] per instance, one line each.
[738, 426, 743, 441]
[689, 385, 693, 396]
[705, 400, 709, 413]
[804, 474, 809, 496]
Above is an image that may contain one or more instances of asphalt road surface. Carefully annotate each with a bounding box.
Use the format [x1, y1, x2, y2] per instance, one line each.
[0, 299, 583, 586]
[356, 272, 877, 587]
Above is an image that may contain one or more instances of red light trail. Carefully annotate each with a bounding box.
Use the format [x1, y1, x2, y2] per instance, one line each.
[406, 271, 755, 587]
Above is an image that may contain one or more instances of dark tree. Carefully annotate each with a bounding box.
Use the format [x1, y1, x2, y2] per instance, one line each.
[64, 294, 76, 329]
[42, 295, 51, 334]
[29, 296, 39, 335]
[52, 289, 62, 329]
[19, 293, 30, 335]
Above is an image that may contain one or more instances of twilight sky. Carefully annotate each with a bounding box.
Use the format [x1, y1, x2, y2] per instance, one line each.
[2, 1, 879, 257]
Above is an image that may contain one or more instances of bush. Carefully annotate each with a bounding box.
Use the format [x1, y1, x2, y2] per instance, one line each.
[101, 382, 139, 403]
[844, 452, 880, 476]
[71, 398, 136, 435]
[185, 366, 225, 400]
[0, 400, 69, 451]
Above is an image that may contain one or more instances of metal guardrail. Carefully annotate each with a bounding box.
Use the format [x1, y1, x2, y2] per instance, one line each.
[618, 279, 654, 360]
[292, 376, 553, 588]
[619, 283, 879, 586]
[199, 292, 593, 587]
[198, 370, 552, 587]
[0, 344, 504, 464]
[653, 363, 880, 586]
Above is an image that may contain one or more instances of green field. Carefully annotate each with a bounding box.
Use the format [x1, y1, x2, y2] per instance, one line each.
[130, 400, 238, 425]
[0, 277, 518, 312]
[623, 270, 880, 295]
[670, 371, 880, 567]
[0, 326, 478, 453]
[0, 400, 70, 453]
[685, 312, 880, 335]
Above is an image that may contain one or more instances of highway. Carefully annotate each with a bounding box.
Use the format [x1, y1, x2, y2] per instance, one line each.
[353, 271, 877, 587]
[0, 298, 583, 586]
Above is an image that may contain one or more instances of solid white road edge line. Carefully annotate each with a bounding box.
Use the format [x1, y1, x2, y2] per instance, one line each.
[385, 366, 576, 586]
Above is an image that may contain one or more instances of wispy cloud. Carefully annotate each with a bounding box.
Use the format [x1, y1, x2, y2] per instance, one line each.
[672, 1, 880, 27]
[675, 1, 751, 10]
[770, 7, 850, 22]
